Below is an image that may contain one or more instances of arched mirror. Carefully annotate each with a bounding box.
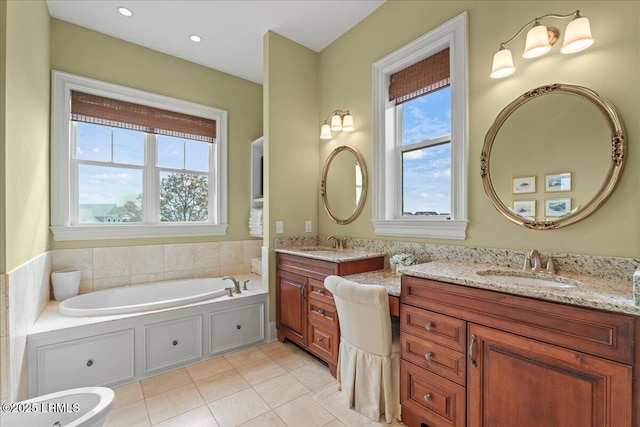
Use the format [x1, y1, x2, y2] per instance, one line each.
[481, 83, 625, 229]
[321, 146, 368, 225]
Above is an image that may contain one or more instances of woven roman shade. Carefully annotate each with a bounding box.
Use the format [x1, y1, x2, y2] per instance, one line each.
[71, 91, 216, 143]
[389, 48, 450, 105]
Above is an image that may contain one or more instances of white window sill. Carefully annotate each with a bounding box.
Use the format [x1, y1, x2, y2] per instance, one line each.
[51, 224, 228, 241]
[372, 219, 467, 240]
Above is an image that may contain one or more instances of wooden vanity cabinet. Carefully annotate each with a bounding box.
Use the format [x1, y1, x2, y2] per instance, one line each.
[276, 253, 384, 376]
[400, 275, 636, 427]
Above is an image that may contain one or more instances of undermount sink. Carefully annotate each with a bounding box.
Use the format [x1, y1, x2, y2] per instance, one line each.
[298, 246, 340, 253]
[476, 269, 581, 289]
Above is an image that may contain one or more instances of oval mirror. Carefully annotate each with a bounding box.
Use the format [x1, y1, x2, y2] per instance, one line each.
[321, 146, 368, 225]
[481, 84, 625, 230]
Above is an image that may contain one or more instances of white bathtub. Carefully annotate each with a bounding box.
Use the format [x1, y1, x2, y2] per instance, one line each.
[58, 277, 233, 316]
[2, 387, 115, 427]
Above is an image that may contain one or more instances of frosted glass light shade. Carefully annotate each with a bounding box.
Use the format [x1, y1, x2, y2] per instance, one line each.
[341, 114, 355, 131]
[320, 124, 332, 139]
[490, 48, 516, 79]
[523, 25, 552, 58]
[561, 16, 594, 54]
[330, 114, 342, 131]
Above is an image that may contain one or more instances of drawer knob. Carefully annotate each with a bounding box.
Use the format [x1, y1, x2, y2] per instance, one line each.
[424, 352, 433, 361]
[318, 289, 325, 295]
[425, 322, 435, 331]
[236, 325, 242, 330]
[86, 359, 93, 367]
[172, 340, 179, 346]
[317, 337, 323, 343]
[423, 394, 432, 402]
[318, 309, 324, 315]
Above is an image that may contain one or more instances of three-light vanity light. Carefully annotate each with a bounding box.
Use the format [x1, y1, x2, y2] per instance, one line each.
[320, 110, 355, 140]
[490, 10, 594, 79]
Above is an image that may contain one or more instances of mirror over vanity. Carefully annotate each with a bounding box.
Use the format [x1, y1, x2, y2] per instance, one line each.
[321, 145, 368, 224]
[481, 83, 626, 229]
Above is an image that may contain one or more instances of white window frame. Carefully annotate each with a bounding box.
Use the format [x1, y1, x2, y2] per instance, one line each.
[51, 70, 228, 240]
[372, 12, 468, 240]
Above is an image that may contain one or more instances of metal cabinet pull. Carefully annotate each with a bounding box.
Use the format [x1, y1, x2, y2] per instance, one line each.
[318, 289, 325, 295]
[423, 394, 432, 402]
[425, 322, 434, 331]
[469, 334, 478, 368]
[317, 337, 323, 343]
[318, 309, 324, 316]
[424, 352, 433, 361]
[172, 340, 179, 346]
[301, 282, 307, 299]
[86, 359, 93, 367]
[236, 324, 242, 330]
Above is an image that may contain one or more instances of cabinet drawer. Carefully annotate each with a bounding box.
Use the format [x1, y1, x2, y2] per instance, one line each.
[401, 360, 465, 427]
[402, 276, 635, 364]
[210, 303, 265, 354]
[401, 332, 466, 386]
[308, 318, 338, 362]
[308, 298, 338, 325]
[401, 304, 466, 352]
[308, 278, 334, 305]
[37, 329, 134, 394]
[145, 316, 202, 372]
[277, 253, 338, 280]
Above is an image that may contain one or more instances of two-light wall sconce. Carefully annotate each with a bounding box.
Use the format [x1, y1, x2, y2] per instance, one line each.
[320, 110, 355, 140]
[490, 10, 594, 79]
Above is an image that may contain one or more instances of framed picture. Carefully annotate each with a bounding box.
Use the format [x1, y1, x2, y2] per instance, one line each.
[513, 200, 536, 218]
[545, 198, 572, 217]
[545, 172, 572, 192]
[512, 176, 536, 194]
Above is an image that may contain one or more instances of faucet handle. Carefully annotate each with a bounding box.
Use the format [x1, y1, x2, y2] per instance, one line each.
[243, 280, 249, 291]
[544, 253, 567, 274]
[514, 251, 531, 271]
[225, 287, 234, 297]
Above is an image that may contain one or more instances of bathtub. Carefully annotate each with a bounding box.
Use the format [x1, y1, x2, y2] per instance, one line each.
[2, 387, 115, 427]
[58, 277, 232, 316]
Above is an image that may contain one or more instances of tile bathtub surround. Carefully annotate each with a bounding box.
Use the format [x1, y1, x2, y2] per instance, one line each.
[2, 253, 51, 402]
[274, 236, 639, 282]
[51, 240, 263, 295]
[106, 340, 404, 427]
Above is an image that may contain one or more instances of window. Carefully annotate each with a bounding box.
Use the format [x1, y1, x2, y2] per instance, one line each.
[51, 71, 228, 240]
[372, 12, 468, 239]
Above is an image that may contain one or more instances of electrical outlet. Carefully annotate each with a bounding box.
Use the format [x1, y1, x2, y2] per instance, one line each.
[305, 221, 312, 233]
[276, 221, 284, 234]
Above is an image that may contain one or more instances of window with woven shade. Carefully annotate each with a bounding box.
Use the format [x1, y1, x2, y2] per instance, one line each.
[51, 71, 229, 240]
[372, 13, 468, 240]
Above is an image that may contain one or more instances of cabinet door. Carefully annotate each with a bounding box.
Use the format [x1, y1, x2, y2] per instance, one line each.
[276, 269, 307, 347]
[144, 316, 202, 372]
[468, 324, 632, 427]
[210, 303, 265, 355]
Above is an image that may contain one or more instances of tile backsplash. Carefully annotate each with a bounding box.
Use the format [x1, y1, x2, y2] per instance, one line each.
[51, 240, 262, 294]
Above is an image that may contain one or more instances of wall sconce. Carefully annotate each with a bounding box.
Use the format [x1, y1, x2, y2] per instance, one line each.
[490, 10, 594, 79]
[320, 110, 355, 140]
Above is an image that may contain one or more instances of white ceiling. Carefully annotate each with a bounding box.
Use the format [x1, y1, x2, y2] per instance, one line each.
[46, 0, 386, 84]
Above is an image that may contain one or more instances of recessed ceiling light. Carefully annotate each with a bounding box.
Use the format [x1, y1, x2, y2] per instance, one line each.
[117, 6, 133, 17]
[190, 34, 202, 43]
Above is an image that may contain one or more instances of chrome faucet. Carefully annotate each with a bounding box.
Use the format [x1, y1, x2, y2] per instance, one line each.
[223, 276, 241, 294]
[326, 235, 342, 250]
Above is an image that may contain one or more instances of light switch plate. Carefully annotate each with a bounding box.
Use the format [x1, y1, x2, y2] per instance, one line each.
[276, 221, 284, 234]
[305, 221, 312, 233]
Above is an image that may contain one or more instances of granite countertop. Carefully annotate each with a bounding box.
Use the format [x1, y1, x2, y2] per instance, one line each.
[275, 246, 386, 263]
[401, 261, 639, 316]
[344, 269, 401, 297]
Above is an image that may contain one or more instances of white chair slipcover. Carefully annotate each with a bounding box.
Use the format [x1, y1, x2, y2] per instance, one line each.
[324, 275, 401, 424]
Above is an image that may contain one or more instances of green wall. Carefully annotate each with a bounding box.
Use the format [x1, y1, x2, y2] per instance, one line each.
[2, 0, 51, 273]
[263, 31, 319, 318]
[50, 19, 263, 250]
[315, 0, 640, 258]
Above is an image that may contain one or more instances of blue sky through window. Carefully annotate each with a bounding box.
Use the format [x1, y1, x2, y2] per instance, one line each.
[401, 87, 451, 215]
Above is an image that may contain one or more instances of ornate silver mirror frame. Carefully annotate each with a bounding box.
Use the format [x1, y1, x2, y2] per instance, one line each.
[481, 83, 625, 230]
[321, 145, 368, 225]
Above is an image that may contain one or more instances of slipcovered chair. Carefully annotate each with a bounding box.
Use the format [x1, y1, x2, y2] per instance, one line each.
[324, 275, 401, 423]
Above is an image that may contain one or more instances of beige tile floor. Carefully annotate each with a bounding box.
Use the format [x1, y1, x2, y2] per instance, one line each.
[106, 340, 405, 427]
